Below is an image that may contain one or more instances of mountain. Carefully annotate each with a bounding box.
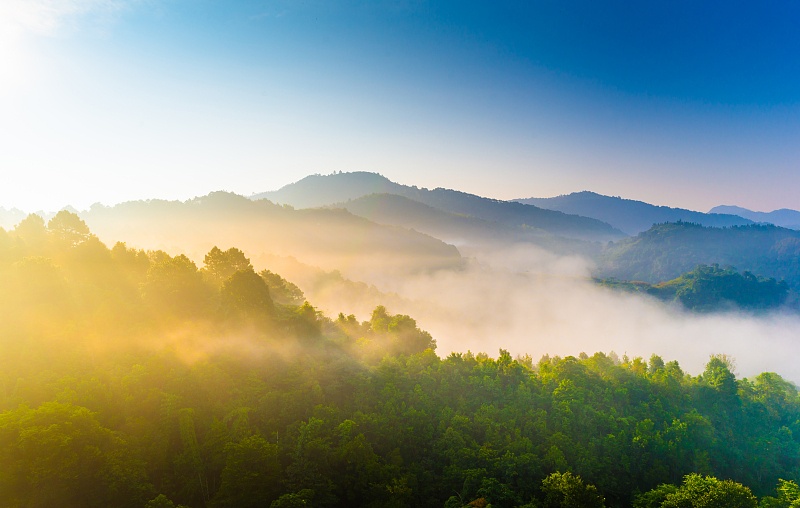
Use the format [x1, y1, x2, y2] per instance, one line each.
[710, 205, 800, 230]
[329, 193, 601, 257]
[599, 222, 800, 289]
[598, 264, 790, 312]
[254, 172, 405, 209]
[515, 191, 753, 235]
[254, 172, 626, 242]
[79, 191, 462, 281]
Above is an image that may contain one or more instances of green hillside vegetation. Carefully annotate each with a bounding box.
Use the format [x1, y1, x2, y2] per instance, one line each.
[600, 222, 800, 290]
[0, 212, 799, 507]
[517, 191, 753, 235]
[598, 264, 790, 312]
[256, 172, 626, 242]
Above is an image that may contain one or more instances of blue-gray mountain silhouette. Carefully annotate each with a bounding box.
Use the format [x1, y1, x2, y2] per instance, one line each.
[516, 191, 752, 235]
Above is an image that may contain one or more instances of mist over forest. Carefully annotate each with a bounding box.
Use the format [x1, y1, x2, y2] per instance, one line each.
[66, 174, 800, 381]
[2, 174, 800, 508]
[5, 0, 800, 505]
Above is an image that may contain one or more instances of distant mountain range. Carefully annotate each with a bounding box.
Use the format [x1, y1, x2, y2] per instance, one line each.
[80, 191, 462, 281]
[252, 174, 800, 298]
[710, 205, 800, 230]
[516, 191, 753, 235]
[327, 193, 600, 257]
[253, 172, 626, 243]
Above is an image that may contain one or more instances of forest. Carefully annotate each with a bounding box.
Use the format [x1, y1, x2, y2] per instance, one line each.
[599, 222, 800, 290]
[597, 264, 791, 312]
[0, 211, 799, 508]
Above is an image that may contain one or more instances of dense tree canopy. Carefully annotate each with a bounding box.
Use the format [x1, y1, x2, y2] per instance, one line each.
[0, 214, 798, 508]
[598, 264, 790, 312]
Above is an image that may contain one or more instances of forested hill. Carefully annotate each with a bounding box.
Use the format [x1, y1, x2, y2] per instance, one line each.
[0, 212, 799, 508]
[599, 222, 800, 289]
[711, 205, 800, 230]
[78, 191, 462, 281]
[254, 172, 405, 209]
[254, 172, 626, 242]
[329, 193, 602, 257]
[517, 191, 753, 235]
[598, 264, 790, 312]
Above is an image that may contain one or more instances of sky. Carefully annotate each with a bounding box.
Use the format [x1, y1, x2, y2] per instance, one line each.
[1, 0, 799, 213]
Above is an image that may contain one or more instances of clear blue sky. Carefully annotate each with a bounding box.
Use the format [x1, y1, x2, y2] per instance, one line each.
[2, 0, 799, 212]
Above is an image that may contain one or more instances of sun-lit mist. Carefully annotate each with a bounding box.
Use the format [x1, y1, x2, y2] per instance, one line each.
[289, 242, 800, 382]
[3, 200, 800, 507]
[44, 193, 800, 383]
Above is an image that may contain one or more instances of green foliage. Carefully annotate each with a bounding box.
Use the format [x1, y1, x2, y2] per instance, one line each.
[598, 264, 789, 312]
[212, 435, 281, 508]
[0, 219, 798, 508]
[760, 479, 800, 508]
[366, 305, 436, 355]
[220, 269, 274, 320]
[145, 494, 189, 508]
[541, 471, 606, 508]
[601, 222, 800, 291]
[655, 473, 757, 508]
[142, 253, 212, 318]
[47, 210, 92, 247]
[633, 483, 678, 508]
[270, 489, 315, 508]
[260, 269, 305, 305]
[0, 402, 151, 507]
[203, 246, 253, 286]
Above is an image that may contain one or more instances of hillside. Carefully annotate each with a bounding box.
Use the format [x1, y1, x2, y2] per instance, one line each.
[1, 216, 799, 507]
[77, 191, 462, 281]
[254, 172, 405, 209]
[517, 191, 753, 235]
[599, 222, 800, 289]
[330, 193, 601, 257]
[711, 205, 800, 229]
[255, 172, 626, 242]
[598, 264, 790, 312]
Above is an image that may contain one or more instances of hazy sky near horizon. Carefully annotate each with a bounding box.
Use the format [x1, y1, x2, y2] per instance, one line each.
[2, 0, 799, 213]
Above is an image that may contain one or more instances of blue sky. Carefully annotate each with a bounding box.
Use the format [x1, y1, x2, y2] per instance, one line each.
[1, 0, 799, 212]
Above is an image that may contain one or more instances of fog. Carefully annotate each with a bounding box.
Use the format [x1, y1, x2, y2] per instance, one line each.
[294, 243, 800, 383]
[70, 198, 800, 383]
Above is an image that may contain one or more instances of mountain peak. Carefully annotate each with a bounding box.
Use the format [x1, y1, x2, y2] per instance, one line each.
[253, 172, 625, 242]
[253, 172, 402, 209]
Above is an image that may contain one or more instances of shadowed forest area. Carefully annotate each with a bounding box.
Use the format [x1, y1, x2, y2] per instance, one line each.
[0, 212, 799, 508]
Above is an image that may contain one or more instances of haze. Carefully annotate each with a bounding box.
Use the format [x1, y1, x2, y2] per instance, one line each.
[2, 1, 800, 213]
[35, 197, 795, 384]
[3, 1, 800, 379]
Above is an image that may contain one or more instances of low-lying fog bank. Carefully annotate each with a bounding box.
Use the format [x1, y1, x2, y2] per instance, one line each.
[297, 243, 800, 383]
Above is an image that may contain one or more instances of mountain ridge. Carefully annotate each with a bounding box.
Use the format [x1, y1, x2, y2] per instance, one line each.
[78, 190, 463, 282]
[253, 172, 626, 242]
[599, 221, 800, 289]
[516, 191, 754, 235]
[327, 192, 601, 257]
[710, 205, 800, 229]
